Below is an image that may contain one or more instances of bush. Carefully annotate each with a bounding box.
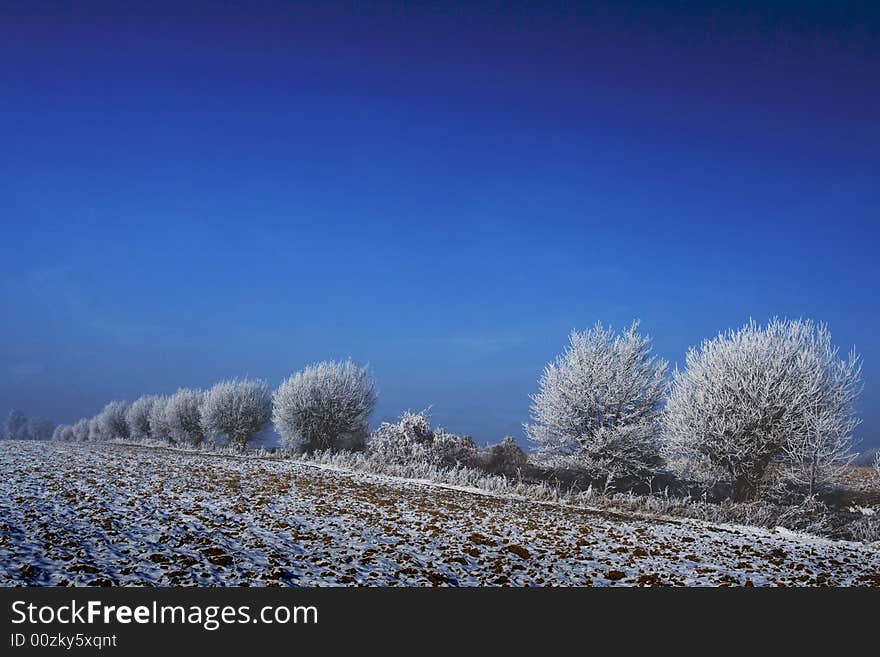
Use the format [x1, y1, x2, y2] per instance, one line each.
[479, 437, 528, 477]
[126, 395, 158, 441]
[201, 378, 271, 450]
[664, 318, 861, 500]
[525, 321, 667, 484]
[165, 388, 206, 446]
[369, 410, 478, 468]
[273, 360, 377, 452]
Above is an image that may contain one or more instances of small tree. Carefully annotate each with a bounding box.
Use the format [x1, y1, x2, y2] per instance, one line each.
[201, 378, 271, 450]
[126, 395, 158, 441]
[273, 360, 377, 452]
[28, 418, 55, 441]
[525, 321, 667, 484]
[51, 425, 66, 441]
[4, 409, 29, 440]
[148, 396, 172, 442]
[98, 401, 130, 440]
[664, 318, 862, 500]
[165, 388, 206, 446]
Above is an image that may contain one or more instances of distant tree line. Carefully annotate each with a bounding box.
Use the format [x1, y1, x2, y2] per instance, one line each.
[41, 317, 864, 503]
[2, 409, 56, 442]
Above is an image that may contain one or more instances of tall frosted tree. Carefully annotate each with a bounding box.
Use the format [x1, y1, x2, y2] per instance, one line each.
[98, 401, 131, 440]
[273, 360, 377, 452]
[4, 409, 28, 440]
[525, 321, 667, 483]
[72, 418, 91, 442]
[165, 388, 206, 446]
[201, 378, 271, 450]
[126, 395, 158, 441]
[664, 318, 861, 500]
[88, 417, 104, 441]
[148, 396, 171, 443]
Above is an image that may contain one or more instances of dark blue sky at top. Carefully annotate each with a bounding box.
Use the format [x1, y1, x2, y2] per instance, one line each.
[1, 1, 878, 447]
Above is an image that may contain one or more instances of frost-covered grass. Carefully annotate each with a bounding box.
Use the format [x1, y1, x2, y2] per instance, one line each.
[2, 440, 879, 586]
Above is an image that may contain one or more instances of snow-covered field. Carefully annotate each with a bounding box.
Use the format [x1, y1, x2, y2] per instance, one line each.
[1, 440, 878, 586]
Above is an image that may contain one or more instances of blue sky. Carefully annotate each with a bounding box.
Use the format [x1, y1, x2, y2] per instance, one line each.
[1, 1, 878, 447]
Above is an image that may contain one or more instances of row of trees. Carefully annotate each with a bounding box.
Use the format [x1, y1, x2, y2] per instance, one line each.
[526, 318, 862, 500]
[3, 409, 55, 441]
[53, 362, 379, 452]
[46, 317, 862, 502]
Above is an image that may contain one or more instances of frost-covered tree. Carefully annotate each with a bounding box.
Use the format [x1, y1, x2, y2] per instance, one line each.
[51, 425, 66, 441]
[72, 418, 90, 442]
[126, 395, 158, 441]
[4, 408, 29, 440]
[201, 378, 271, 450]
[273, 360, 377, 452]
[369, 410, 478, 468]
[165, 388, 206, 446]
[479, 437, 528, 477]
[88, 417, 104, 442]
[525, 322, 667, 483]
[148, 396, 171, 443]
[28, 418, 55, 441]
[664, 318, 862, 500]
[98, 401, 130, 440]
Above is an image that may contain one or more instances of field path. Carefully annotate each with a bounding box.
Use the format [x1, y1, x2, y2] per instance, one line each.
[1, 441, 878, 586]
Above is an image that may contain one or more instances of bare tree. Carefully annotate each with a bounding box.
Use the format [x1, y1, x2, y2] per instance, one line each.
[664, 318, 861, 500]
[201, 378, 271, 450]
[273, 360, 377, 452]
[525, 321, 667, 484]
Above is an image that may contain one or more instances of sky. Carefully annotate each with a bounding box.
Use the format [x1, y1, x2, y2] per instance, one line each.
[1, 1, 878, 448]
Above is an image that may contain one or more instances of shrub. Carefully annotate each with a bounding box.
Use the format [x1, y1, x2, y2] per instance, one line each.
[664, 318, 861, 500]
[479, 437, 528, 477]
[165, 388, 206, 446]
[126, 395, 158, 441]
[201, 378, 271, 450]
[525, 321, 667, 484]
[273, 360, 377, 452]
[98, 401, 130, 440]
[369, 410, 478, 468]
